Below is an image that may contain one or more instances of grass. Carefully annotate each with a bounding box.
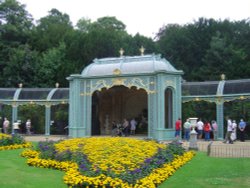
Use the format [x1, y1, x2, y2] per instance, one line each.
[1, 148, 250, 188]
[159, 152, 250, 188]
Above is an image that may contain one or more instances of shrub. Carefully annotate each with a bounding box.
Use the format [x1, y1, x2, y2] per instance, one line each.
[37, 140, 57, 159]
[166, 140, 186, 156]
[0, 134, 25, 146]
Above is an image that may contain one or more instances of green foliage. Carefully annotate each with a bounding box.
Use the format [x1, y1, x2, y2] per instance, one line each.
[18, 105, 45, 134]
[76, 17, 91, 32]
[31, 8, 73, 52]
[92, 16, 126, 31]
[166, 140, 186, 156]
[156, 18, 250, 81]
[0, 134, 25, 146]
[37, 140, 57, 159]
[0, 1, 250, 88]
[1, 44, 39, 87]
[182, 101, 216, 124]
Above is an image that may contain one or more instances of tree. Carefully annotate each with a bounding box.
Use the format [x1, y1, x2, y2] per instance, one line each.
[35, 42, 68, 87]
[1, 44, 39, 87]
[0, 0, 33, 45]
[31, 8, 73, 52]
[0, 0, 34, 87]
[156, 18, 250, 81]
[156, 24, 193, 76]
[76, 17, 91, 33]
[90, 16, 126, 31]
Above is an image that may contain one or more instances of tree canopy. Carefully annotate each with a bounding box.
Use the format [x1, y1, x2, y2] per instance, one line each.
[0, 0, 250, 87]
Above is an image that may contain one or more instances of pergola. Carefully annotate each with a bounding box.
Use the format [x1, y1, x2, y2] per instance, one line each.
[0, 60, 249, 140]
[0, 85, 69, 135]
[0, 78, 249, 139]
[182, 77, 250, 139]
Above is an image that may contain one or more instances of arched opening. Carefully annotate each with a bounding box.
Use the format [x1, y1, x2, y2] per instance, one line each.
[50, 104, 69, 135]
[182, 100, 216, 139]
[18, 104, 45, 134]
[165, 88, 173, 128]
[224, 100, 250, 139]
[91, 85, 148, 136]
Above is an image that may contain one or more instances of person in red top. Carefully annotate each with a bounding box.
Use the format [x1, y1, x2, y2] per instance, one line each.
[204, 121, 211, 141]
[175, 118, 182, 138]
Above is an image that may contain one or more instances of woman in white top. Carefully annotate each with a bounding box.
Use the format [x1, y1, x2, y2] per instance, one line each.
[3, 117, 10, 134]
[231, 120, 237, 141]
[13, 121, 20, 134]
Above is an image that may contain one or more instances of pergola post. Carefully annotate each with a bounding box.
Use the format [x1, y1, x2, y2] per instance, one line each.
[216, 101, 224, 140]
[45, 104, 51, 136]
[11, 104, 18, 134]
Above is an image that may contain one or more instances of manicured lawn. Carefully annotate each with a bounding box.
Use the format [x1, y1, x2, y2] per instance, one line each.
[159, 152, 250, 188]
[0, 149, 67, 188]
[1, 148, 250, 188]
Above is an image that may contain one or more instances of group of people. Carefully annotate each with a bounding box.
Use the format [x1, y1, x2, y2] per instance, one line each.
[223, 118, 246, 144]
[2, 117, 32, 135]
[111, 118, 137, 137]
[195, 119, 218, 141]
[175, 117, 247, 143]
[176, 118, 218, 141]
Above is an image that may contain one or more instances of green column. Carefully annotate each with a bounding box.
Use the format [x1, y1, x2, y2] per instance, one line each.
[45, 105, 51, 136]
[11, 104, 18, 134]
[156, 75, 164, 129]
[147, 77, 157, 139]
[148, 92, 155, 138]
[216, 101, 224, 140]
[69, 79, 83, 137]
[85, 95, 92, 136]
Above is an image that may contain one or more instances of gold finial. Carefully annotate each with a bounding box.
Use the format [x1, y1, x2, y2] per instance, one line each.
[221, 74, 225, 80]
[18, 83, 23, 88]
[113, 68, 121, 75]
[119, 48, 124, 57]
[139, 46, 145, 56]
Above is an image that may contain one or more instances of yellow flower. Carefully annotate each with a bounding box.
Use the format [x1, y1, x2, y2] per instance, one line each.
[22, 138, 196, 188]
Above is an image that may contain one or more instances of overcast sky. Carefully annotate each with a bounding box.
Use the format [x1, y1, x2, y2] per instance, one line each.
[18, 0, 250, 38]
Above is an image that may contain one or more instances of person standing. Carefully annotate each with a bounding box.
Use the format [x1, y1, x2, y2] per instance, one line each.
[175, 118, 182, 139]
[204, 121, 211, 141]
[122, 118, 129, 137]
[130, 118, 137, 135]
[238, 119, 246, 142]
[231, 120, 237, 141]
[196, 119, 204, 139]
[26, 119, 31, 135]
[13, 120, 20, 134]
[183, 119, 191, 141]
[223, 117, 233, 144]
[3, 117, 10, 134]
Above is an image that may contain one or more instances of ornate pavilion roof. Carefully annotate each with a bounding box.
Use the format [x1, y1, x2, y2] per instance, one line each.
[81, 54, 183, 77]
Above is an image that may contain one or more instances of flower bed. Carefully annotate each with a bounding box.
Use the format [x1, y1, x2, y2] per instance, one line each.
[0, 133, 32, 151]
[21, 137, 195, 187]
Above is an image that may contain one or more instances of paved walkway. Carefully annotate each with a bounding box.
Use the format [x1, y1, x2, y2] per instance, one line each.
[172, 140, 250, 158]
[23, 135, 250, 158]
[23, 135, 68, 142]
